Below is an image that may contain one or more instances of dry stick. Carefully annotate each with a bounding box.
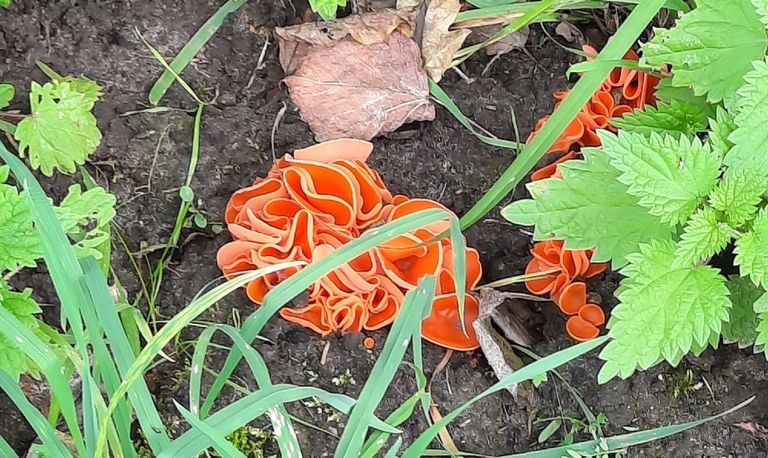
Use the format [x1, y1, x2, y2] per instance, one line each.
[427, 350, 461, 455]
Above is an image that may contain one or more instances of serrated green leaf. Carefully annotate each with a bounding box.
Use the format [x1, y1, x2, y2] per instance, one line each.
[753, 0, 768, 27]
[0, 84, 14, 110]
[598, 240, 730, 382]
[640, 0, 768, 103]
[708, 166, 766, 227]
[735, 208, 768, 288]
[708, 106, 737, 159]
[0, 184, 42, 272]
[310, 0, 345, 20]
[673, 207, 732, 267]
[599, 130, 721, 226]
[55, 184, 116, 232]
[0, 284, 42, 379]
[722, 276, 763, 347]
[14, 81, 102, 176]
[724, 58, 768, 171]
[654, 78, 714, 118]
[611, 100, 708, 137]
[756, 292, 768, 313]
[502, 149, 672, 267]
[36, 61, 102, 105]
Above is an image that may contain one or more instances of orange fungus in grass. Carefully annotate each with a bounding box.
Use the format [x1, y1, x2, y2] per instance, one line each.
[217, 139, 483, 351]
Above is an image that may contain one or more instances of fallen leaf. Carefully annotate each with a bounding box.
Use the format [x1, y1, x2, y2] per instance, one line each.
[469, 25, 530, 56]
[282, 31, 434, 140]
[275, 8, 417, 73]
[421, 0, 471, 81]
[735, 422, 768, 442]
[555, 21, 584, 44]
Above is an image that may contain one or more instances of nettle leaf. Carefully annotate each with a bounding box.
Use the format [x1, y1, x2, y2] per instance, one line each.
[724, 58, 768, 170]
[654, 78, 714, 119]
[735, 207, 768, 288]
[598, 240, 731, 382]
[502, 149, 672, 268]
[14, 81, 102, 176]
[0, 184, 42, 272]
[0, 285, 42, 379]
[640, 0, 768, 103]
[708, 106, 737, 159]
[673, 207, 732, 268]
[310, 0, 346, 20]
[708, 166, 766, 227]
[723, 276, 763, 348]
[0, 84, 14, 110]
[599, 130, 721, 226]
[611, 100, 708, 137]
[55, 185, 116, 261]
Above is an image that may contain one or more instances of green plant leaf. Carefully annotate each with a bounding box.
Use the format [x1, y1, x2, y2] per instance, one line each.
[599, 130, 721, 226]
[310, 0, 346, 20]
[708, 106, 736, 159]
[708, 166, 766, 227]
[654, 78, 714, 119]
[35, 61, 102, 105]
[0, 184, 42, 271]
[0, 285, 42, 379]
[502, 148, 672, 267]
[640, 0, 768, 103]
[673, 207, 732, 268]
[724, 58, 768, 170]
[598, 240, 731, 382]
[0, 0, 10, 9]
[56, 184, 116, 231]
[611, 100, 708, 137]
[735, 208, 768, 288]
[0, 84, 14, 110]
[723, 276, 763, 347]
[14, 81, 102, 176]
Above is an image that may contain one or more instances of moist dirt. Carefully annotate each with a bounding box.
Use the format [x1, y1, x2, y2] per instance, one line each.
[0, 1, 766, 456]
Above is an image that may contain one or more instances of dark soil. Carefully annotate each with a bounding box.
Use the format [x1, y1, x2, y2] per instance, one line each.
[1, 1, 767, 456]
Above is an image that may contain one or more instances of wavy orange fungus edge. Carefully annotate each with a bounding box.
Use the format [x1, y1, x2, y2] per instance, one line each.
[217, 138, 483, 351]
[524, 45, 658, 341]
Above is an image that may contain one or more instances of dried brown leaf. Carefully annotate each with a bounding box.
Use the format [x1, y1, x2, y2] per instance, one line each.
[421, 0, 471, 81]
[282, 31, 435, 141]
[555, 21, 584, 44]
[275, 8, 417, 73]
[469, 25, 530, 56]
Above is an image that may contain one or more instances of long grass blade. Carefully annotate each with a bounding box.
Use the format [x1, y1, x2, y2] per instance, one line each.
[401, 337, 608, 457]
[0, 434, 19, 458]
[0, 372, 73, 458]
[458, 0, 666, 229]
[334, 277, 436, 457]
[82, 258, 171, 453]
[174, 401, 247, 458]
[148, 0, 248, 104]
[200, 209, 457, 417]
[500, 397, 754, 457]
[95, 262, 303, 455]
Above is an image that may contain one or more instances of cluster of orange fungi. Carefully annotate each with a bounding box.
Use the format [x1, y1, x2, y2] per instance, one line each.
[524, 45, 659, 341]
[217, 139, 482, 351]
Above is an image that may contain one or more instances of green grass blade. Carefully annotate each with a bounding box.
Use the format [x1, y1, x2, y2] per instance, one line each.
[334, 277, 436, 457]
[430, 82, 522, 150]
[201, 209, 456, 417]
[163, 385, 383, 457]
[455, 1, 600, 24]
[402, 337, 608, 457]
[148, 0, 248, 104]
[174, 401, 247, 458]
[500, 397, 754, 457]
[384, 437, 403, 458]
[82, 258, 171, 452]
[0, 371, 73, 458]
[0, 119, 16, 135]
[95, 262, 304, 455]
[189, 324, 300, 456]
[0, 434, 19, 458]
[458, 0, 666, 230]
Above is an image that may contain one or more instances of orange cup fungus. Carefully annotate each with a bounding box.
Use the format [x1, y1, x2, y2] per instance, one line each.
[217, 139, 482, 351]
[523, 45, 659, 341]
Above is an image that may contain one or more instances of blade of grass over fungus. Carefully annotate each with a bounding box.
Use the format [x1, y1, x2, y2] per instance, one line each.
[82, 258, 171, 453]
[0, 372, 73, 458]
[163, 385, 391, 457]
[335, 277, 436, 457]
[174, 401, 247, 458]
[402, 337, 609, 457]
[94, 262, 304, 455]
[501, 397, 754, 457]
[200, 209, 459, 416]
[148, 0, 248, 104]
[458, 0, 666, 230]
[430, 82, 522, 150]
[0, 142, 86, 455]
